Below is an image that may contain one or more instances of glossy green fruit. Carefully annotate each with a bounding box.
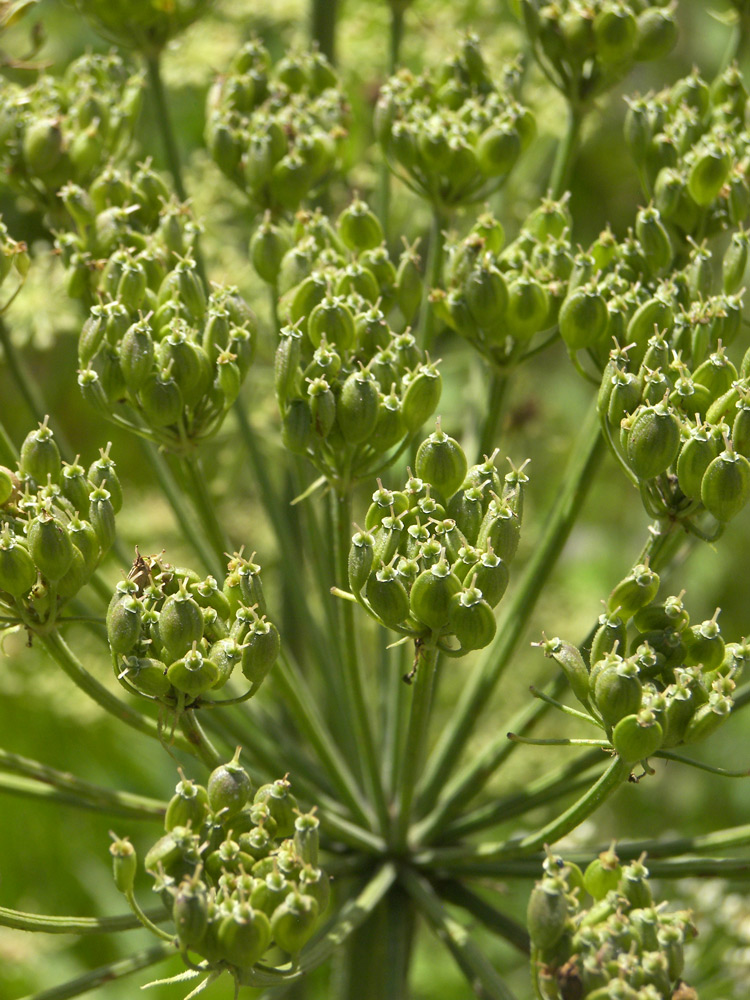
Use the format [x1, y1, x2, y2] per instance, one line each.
[366, 564, 410, 629]
[207, 751, 253, 817]
[612, 710, 663, 763]
[527, 876, 568, 951]
[625, 402, 681, 480]
[28, 513, 75, 583]
[271, 891, 319, 954]
[449, 586, 496, 650]
[218, 902, 272, 969]
[701, 446, 750, 521]
[167, 647, 220, 697]
[410, 560, 462, 633]
[0, 531, 37, 597]
[415, 425, 468, 501]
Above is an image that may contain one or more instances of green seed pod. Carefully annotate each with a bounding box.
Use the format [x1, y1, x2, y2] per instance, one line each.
[0, 530, 37, 597]
[271, 891, 319, 955]
[60, 461, 91, 515]
[23, 117, 64, 175]
[626, 295, 673, 356]
[594, 659, 642, 729]
[336, 370, 380, 444]
[590, 612, 627, 666]
[119, 319, 155, 395]
[78, 311, 106, 367]
[107, 594, 142, 655]
[608, 563, 660, 621]
[635, 205, 673, 277]
[89, 486, 116, 553]
[684, 611, 725, 671]
[476, 499, 520, 564]
[158, 585, 204, 663]
[693, 349, 737, 403]
[471, 550, 509, 608]
[613, 709, 663, 763]
[559, 286, 609, 352]
[366, 563, 410, 628]
[88, 447, 122, 515]
[167, 645, 219, 697]
[624, 97, 653, 165]
[139, 368, 184, 428]
[348, 530, 375, 595]
[241, 618, 280, 687]
[274, 326, 303, 404]
[447, 486, 485, 546]
[395, 244, 423, 322]
[415, 424, 468, 500]
[701, 444, 750, 521]
[409, 558, 462, 633]
[476, 121, 521, 178]
[625, 402, 681, 480]
[338, 199, 384, 252]
[401, 363, 442, 432]
[594, 3, 637, 65]
[527, 876, 568, 951]
[20, 420, 61, 485]
[207, 749, 253, 817]
[294, 811, 320, 866]
[621, 858, 652, 909]
[0, 467, 14, 506]
[28, 511, 75, 583]
[254, 777, 297, 838]
[298, 865, 330, 916]
[583, 847, 622, 901]
[732, 398, 750, 459]
[251, 871, 291, 918]
[307, 377, 336, 438]
[250, 216, 292, 287]
[449, 584, 496, 651]
[635, 7, 678, 61]
[307, 296, 355, 351]
[165, 776, 210, 831]
[173, 878, 209, 949]
[676, 423, 721, 499]
[688, 143, 732, 208]
[109, 835, 137, 895]
[218, 901, 272, 969]
[683, 694, 732, 744]
[464, 259, 508, 329]
[505, 274, 549, 341]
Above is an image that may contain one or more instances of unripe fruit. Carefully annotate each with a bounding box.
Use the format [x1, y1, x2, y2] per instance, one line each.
[89, 486, 116, 552]
[173, 878, 209, 949]
[688, 143, 732, 208]
[165, 777, 209, 832]
[366, 564, 410, 628]
[109, 835, 137, 895]
[270, 891, 319, 954]
[613, 709, 664, 763]
[20, 421, 61, 485]
[608, 563, 659, 620]
[0, 531, 37, 597]
[415, 424, 468, 500]
[336, 370, 380, 444]
[449, 585, 496, 650]
[409, 559, 462, 633]
[471, 550, 509, 607]
[28, 512, 75, 583]
[107, 595, 142, 655]
[625, 402, 681, 480]
[158, 586, 204, 662]
[348, 530, 374, 595]
[241, 618, 280, 686]
[218, 902, 272, 968]
[594, 660, 642, 729]
[583, 848, 622, 901]
[254, 777, 297, 838]
[401, 364, 442, 432]
[167, 647, 220, 697]
[527, 876, 568, 951]
[559, 286, 609, 352]
[207, 750, 252, 817]
[338, 199, 384, 251]
[541, 636, 590, 709]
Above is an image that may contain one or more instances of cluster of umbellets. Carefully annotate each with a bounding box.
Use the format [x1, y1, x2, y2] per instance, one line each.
[0, 51, 142, 209]
[628, 65, 750, 240]
[271, 201, 437, 485]
[111, 755, 328, 981]
[348, 427, 526, 651]
[206, 39, 347, 214]
[0, 422, 119, 626]
[528, 849, 697, 999]
[375, 35, 534, 208]
[541, 568, 747, 764]
[71, 0, 211, 53]
[56, 160, 198, 304]
[598, 335, 750, 530]
[106, 552, 279, 710]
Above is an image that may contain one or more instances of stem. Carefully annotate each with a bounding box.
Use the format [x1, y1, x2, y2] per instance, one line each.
[382, 641, 409, 798]
[124, 889, 176, 942]
[0, 412, 17, 464]
[311, 0, 338, 63]
[332, 490, 390, 834]
[0, 315, 47, 423]
[395, 640, 439, 849]
[435, 881, 530, 955]
[399, 867, 520, 1000]
[0, 905, 167, 935]
[179, 710, 224, 770]
[0, 747, 166, 819]
[416, 402, 604, 815]
[176, 452, 230, 570]
[549, 100, 583, 200]
[139, 440, 220, 578]
[16, 943, 175, 1000]
[478, 371, 509, 463]
[144, 52, 207, 286]
[417, 207, 446, 350]
[38, 631, 194, 756]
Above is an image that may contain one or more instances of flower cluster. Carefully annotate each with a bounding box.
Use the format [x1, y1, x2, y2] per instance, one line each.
[272, 201, 436, 486]
[0, 51, 143, 208]
[522, 0, 677, 103]
[541, 573, 747, 764]
[375, 35, 534, 208]
[348, 426, 526, 651]
[206, 39, 347, 215]
[629, 65, 750, 240]
[106, 551, 279, 711]
[72, 0, 212, 53]
[111, 756, 328, 985]
[528, 849, 697, 1000]
[0, 421, 119, 627]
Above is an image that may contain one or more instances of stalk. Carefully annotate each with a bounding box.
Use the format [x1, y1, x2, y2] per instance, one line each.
[394, 639, 439, 849]
[174, 452, 230, 570]
[382, 641, 409, 797]
[549, 100, 583, 200]
[435, 881, 530, 954]
[332, 490, 390, 834]
[0, 412, 17, 464]
[0, 747, 166, 819]
[179, 709, 224, 770]
[378, 3, 406, 238]
[0, 905, 167, 935]
[478, 371, 509, 463]
[400, 867, 520, 1000]
[417, 208, 446, 349]
[416, 402, 604, 814]
[17, 944, 175, 1000]
[0, 315, 47, 424]
[144, 52, 207, 286]
[38, 631, 194, 756]
[311, 0, 338, 64]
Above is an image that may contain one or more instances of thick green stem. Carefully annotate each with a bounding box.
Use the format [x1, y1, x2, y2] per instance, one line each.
[399, 867, 520, 1000]
[333, 491, 390, 834]
[311, 0, 338, 63]
[435, 881, 530, 955]
[382, 641, 409, 798]
[0, 315, 47, 424]
[139, 440, 220, 577]
[416, 402, 604, 815]
[549, 100, 583, 200]
[0, 905, 167, 935]
[0, 413, 17, 464]
[417, 208, 446, 350]
[478, 371, 509, 463]
[17, 944, 175, 1000]
[394, 640, 439, 849]
[144, 52, 207, 286]
[0, 747, 165, 819]
[179, 710, 224, 770]
[175, 452, 230, 570]
[38, 631, 194, 755]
